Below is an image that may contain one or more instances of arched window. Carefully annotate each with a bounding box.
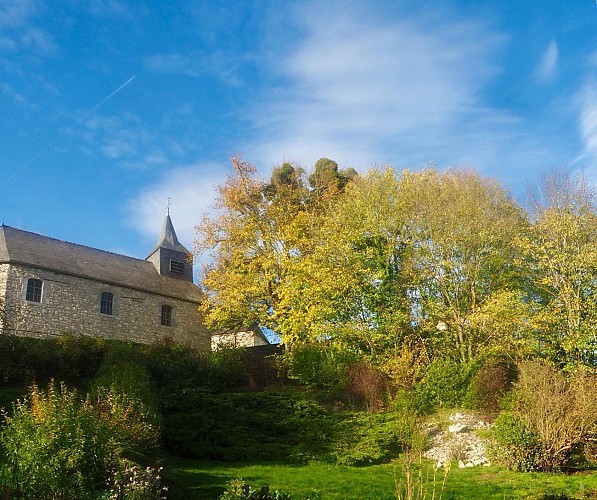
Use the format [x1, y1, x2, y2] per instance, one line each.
[26, 278, 43, 303]
[100, 292, 114, 315]
[161, 305, 173, 327]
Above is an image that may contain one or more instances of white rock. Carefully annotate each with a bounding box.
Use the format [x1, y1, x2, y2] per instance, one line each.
[448, 422, 467, 433]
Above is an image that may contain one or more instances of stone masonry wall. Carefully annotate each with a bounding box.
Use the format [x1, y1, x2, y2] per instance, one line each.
[0, 264, 8, 333]
[211, 331, 269, 350]
[3, 263, 210, 350]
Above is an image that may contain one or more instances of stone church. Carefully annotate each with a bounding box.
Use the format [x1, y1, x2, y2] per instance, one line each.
[0, 215, 210, 349]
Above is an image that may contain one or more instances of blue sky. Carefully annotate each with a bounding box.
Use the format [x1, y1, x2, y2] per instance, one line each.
[1, 0, 596, 265]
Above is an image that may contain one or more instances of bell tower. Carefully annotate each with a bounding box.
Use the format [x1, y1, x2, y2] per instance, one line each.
[146, 213, 193, 282]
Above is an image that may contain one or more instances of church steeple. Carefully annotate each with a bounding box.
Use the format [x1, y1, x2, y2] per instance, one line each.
[149, 214, 189, 255]
[146, 213, 193, 282]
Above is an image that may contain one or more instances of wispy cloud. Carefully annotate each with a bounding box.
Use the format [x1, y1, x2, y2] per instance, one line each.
[0, 0, 37, 27]
[0, 82, 29, 106]
[536, 40, 558, 82]
[76, 101, 207, 173]
[127, 163, 227, 256]
[85, 0, 133, 18]
[79, 113, 159, 166]
[0, 0, 54, 54]
[577, 80, 597, 171]
[243, 2, 511, 172]
[144, 52, 246, 86]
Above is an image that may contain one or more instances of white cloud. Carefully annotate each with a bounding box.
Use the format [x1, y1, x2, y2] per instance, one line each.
[81, 113, 156, 165]
[0, 82, 28, 105]
[0, 0, 54, 54]
[536, 40, 558, 82]
[243, 2, 510, 172]
[0, 0, 37, 27]
[576, 81, 597, 177]
[127, 163, 227, 257]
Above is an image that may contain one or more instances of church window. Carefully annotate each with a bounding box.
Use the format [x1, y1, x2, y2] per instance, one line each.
[161, 305, 173, 327]
[170, 260, 184, 274]
[100, 292, 114, 315]
[26, 278, 43, 303]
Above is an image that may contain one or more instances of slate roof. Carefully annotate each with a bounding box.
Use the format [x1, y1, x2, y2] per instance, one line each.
[0, 224, 201, 303]
[146, 214, 191, 258]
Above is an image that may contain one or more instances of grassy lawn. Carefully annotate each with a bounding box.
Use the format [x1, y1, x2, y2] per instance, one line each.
[164, 456, 597, 499]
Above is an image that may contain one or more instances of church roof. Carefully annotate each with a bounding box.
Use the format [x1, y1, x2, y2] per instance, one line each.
[0, 224, 201, 303]
[146, 214, 190, 258]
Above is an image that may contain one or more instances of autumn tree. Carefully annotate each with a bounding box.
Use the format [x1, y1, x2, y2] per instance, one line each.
[197, 159, 532, 365]
[402, 169, 529, 362]
[277, 167, 529, 364]
[519, 169, 597, 368]
[195, 156, 349, 335]
[276, 168, 414, 355]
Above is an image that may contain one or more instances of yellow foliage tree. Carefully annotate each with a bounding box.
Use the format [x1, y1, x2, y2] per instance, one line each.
[518, 169, 597, 368]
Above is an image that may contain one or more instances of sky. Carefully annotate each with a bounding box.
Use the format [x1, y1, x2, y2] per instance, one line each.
[0, 0, 596, 268]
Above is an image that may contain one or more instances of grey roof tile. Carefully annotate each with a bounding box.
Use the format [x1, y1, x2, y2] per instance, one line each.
[0, 225, 201, 303]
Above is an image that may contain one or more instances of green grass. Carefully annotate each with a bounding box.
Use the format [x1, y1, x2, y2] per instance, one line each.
[164, 456, 597, 500]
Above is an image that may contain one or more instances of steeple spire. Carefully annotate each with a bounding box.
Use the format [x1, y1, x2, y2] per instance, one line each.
[145, 212, 193, 282]
[152, 213, 188, 254]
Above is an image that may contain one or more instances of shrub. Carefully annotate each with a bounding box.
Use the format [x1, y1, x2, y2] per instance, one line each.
[0, 335, 106, 388]
[0, 382, 160, 499]
[90, 349, 161, 453]
[209, 345, 249, 388]
[467, 360, 515, 414]
[489, 412, 542, 471]
[219, 479, 292, 500]
[332, 411, 420, 466]
[413, 358, 476, 412]
[490, 361, 597, 472]
[514, 361, 597, 471]
[380, 346, 425, 390]
[391, 390, 422, 416]
[584, 428, 597, 464]
[160, 390, 335, 462]
[0, 383, 118, 499]
[346, 362, 391, 412]
[54, 334, 106, 387]
[91, 386, 159, 454]
[143, 342, 248, 392]
[287, 344, 357, 391]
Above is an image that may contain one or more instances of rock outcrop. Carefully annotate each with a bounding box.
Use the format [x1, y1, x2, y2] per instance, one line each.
[424, 412, 492, 468]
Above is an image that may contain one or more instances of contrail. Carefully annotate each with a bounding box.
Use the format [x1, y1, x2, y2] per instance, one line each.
[0, 75, 136, 190]
[74, 75, 136, 125]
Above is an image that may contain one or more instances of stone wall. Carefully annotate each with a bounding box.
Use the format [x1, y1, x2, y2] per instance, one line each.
[2, 263, 210, 350]
[0, 264, 8, 333]
[211, 330, 269, 350]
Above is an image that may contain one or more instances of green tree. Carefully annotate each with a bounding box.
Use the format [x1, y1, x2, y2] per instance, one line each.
[308, 158, 358, 196]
